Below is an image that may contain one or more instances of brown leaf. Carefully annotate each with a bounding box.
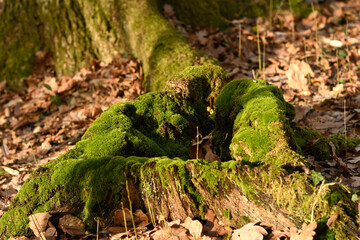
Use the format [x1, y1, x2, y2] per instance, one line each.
[350, 176, 360, 188]
[29, 212, 51, 237]
[108, 226, 127, 234]
[286, 60, 313, 95]
[196, 30, 208, 45]
[45, 221, 57, 238]
[8, 237, 31, 240]
[134, 209, 149, 227]
[152, 225, 190, 240]
[203, 209, 232, 237]
[181, 217, 203, 239]
[290, 222, 317, 240]
[203, 142, 221, 162]
[163, 4, 174, 18]
[1, 139, 10, 158]
[40, 139, 52, 155]
[81, 107, 103, 119]
[112, 208, 132, 226]
[59, 214, 85, 236]
[269, 230, 290, 240]
[57, 77, 77, 93]
[231, 222, 268, 240]
[190, 134, 220, 161]
[299, 222, 317, 240]
[294, 106, 313, 123]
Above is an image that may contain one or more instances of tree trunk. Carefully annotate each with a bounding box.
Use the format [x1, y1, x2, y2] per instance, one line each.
[1, 0, 360, 239]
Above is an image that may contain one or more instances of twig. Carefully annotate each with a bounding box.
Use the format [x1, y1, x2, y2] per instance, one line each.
[238, 23, 242, 58]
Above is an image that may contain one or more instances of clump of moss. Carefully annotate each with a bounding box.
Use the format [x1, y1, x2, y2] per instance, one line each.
[71, 64, 228, 160]
[292, 126, 360, 161]
[167, 63, 228, 107]
[213, 79, 298, 166]
[0, 156, 149, 237]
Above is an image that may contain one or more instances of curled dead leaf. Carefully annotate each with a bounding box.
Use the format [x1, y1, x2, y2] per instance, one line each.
[181, 217, 203, 239]
[231, 222, 268, 240]
[290, 222, 317, 240]
[59, 214, 85, 236]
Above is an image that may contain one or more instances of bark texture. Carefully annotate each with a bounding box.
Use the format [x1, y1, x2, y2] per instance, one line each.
[0, 0, 359, 239]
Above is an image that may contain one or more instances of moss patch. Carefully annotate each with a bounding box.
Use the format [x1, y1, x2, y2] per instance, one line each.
[293, 126, 360, 161]
[68, 63, 228, 160]
[214, 79, 298, 166]
[0, 156, 147, 236]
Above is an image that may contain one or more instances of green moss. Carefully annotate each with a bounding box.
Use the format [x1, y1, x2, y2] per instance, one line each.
[75, 90, 209, 159]
[214, 79, 298, 166]
[292, 127, 360, 161]
[329, 134, 360, 153]
[0, 156, 148, 237]
[167, 63, 228, 107]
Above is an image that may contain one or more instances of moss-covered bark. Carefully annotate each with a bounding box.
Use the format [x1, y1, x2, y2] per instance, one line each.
[0, 0, 206, 91]
[1, 0, 360, 239]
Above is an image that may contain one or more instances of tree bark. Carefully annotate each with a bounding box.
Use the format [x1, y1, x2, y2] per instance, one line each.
[0, 0, 359, 239]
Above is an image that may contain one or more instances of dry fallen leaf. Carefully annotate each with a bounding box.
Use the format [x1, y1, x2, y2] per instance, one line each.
[45, 221, 57, 238]
[322, 38, 343, 48]
[57, 77, 77, 93]
[286, 60, 313, 95]
[1, 166, 19, 176]
[8, 237, 31, 240]
[350, 176, 360, 188]
[152, 225, 190, 240]
[290, 222, 317, 240]
[196, 29, 208, 45]
[203, 209, 232, 237]
[40, 139, 52, 155]
[355, 144, 360, 152]
[134, 209, 149, 227]
[269, 230, 290, 240]
[163, 4, 174, 18]
[181, 217, 203, 239]
[28, 212, 51, 237]
[112, 208, 133, 226]
[59, 214, 85, 236]
[231, 222, 268, 240]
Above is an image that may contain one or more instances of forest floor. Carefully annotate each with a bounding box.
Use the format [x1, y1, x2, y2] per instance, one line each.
[1, 0, 360, 239]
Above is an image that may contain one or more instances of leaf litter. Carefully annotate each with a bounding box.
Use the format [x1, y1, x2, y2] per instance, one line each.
[3, 0, 360, 239]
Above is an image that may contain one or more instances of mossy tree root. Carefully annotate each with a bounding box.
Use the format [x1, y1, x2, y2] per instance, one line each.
[1, 76, 359, 239]
[1, 0, 359, 239]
